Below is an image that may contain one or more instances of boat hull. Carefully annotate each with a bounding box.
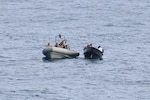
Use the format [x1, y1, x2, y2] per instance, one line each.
[43, 47, 79, 59]
[83, 47, 103, 60]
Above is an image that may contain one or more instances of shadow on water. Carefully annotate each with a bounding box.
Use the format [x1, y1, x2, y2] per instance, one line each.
[42, 57, 80, 62]
[42, 56, 103, 64]
[84, 58, 103, 64]
[75, 56, 104, 65]
[42, 57, 63, 62]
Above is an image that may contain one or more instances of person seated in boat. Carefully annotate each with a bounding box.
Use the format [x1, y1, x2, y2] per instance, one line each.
[86, 43, 92, 47]
[46, 43, 51, 47]
[84, 43, 92, 49]
[89, 44, 92, 47]
[55, 43, 60, 47]
[59, 40, 68, 49]
[98, 46, 104, 54]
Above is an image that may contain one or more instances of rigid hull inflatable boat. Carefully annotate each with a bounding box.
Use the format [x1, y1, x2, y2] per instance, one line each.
[42, 34, 79, 60]
[43, 46, 79, 59]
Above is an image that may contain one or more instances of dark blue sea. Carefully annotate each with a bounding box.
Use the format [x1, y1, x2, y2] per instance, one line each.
[0, 0, 150, 100]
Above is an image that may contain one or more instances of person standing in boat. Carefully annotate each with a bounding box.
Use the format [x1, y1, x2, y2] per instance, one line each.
[98, 46, 104, 54]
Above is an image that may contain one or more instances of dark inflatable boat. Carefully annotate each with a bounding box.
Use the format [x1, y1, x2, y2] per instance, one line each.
[83, 46, 103, 60]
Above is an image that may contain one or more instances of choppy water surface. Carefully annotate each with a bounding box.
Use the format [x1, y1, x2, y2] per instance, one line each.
[0, 0, 150, 100]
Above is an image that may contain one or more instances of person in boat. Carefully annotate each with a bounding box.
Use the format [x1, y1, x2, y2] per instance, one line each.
[55, 40, 68, 49]
[86, 43, 92, 47]
[84, 43, 92, 49]
[89, 43, 92, 47]
[46, 43, 51, 47]
[98, 46, 104, 54]
[59, 40, 68, 49]
[55, 43, 60, 47]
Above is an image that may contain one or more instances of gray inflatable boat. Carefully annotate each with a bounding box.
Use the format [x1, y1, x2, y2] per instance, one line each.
[43, 46, 79, 59]
[42, 34, 79, 60]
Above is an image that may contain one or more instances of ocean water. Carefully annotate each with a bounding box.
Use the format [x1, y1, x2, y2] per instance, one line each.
[0, 0, 150, 100]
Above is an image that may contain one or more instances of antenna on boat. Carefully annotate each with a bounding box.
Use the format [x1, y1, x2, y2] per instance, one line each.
[59, 34, 61, 38]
